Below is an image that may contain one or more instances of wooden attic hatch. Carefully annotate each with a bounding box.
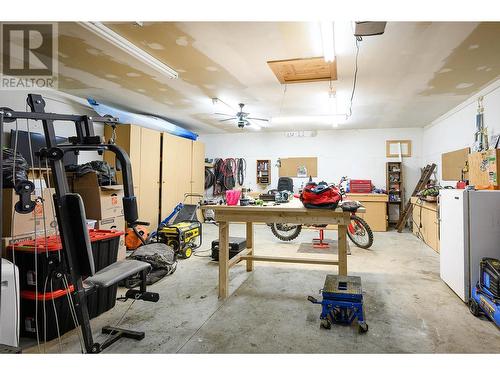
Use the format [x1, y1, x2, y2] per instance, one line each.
[267, 57, 337, 84]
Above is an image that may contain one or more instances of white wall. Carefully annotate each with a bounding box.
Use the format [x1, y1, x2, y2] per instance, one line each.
[0, 89, 102, 164]
[423, 79, 500, 185]
[201, 127, 423, 200]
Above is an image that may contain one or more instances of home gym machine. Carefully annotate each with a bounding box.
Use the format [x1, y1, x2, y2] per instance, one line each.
[0, 94, 160, 353]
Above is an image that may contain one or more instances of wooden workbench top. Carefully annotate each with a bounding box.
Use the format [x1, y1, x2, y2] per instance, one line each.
[346, 193, 388, 202]
[204, 198, 365, 214]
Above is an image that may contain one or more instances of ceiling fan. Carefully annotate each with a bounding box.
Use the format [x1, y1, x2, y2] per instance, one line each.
[214, 102, 269, 129]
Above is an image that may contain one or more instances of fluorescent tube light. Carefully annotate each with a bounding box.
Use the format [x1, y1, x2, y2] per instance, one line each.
[79, 22, 178, 79]
[320, 21, 335, 63]
[271, 115, 346, 125]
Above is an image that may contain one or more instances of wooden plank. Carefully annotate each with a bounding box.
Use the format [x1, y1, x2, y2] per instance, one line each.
[338, 225, 347, 275]
[246, 222, 254, 272]
[240, 255, 339, 266]
[228, 248, 251, 268]
[267, 57, 337, 84]
[441, 147, 470, 181]
[279, 157, 318, 178]
[215, 212, 347, 226]
[218, 222, 229, 299]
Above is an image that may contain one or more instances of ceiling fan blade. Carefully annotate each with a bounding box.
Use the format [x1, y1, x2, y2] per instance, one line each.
[214, 112, 233, 116]
[247, 117, 269, 122]
[219, 117, 237, 122]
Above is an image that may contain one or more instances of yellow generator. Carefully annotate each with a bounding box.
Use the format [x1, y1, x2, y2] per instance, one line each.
[157, 221, 201, 258]
[152, 194, 203, 258]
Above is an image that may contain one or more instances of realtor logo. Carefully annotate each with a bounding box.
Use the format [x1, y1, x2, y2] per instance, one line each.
[1, 23, 58, 89]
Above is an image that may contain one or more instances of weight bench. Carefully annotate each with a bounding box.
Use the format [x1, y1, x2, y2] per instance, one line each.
[64, 192, 162, 353]
[83, 257, 159, 353]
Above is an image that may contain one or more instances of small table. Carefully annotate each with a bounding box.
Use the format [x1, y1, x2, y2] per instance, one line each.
[204, 200, 358, 299]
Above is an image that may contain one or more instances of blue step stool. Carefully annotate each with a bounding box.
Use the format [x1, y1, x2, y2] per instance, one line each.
[308, 275, 368, 333]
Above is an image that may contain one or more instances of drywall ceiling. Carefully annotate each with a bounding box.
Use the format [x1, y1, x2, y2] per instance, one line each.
[52, 22, 500, 134]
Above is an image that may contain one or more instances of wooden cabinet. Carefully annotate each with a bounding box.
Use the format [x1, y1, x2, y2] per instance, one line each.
[410, 197, 439, 253]
[160, 133, 205, 218]
[104, 125, 161, 231]
[256, 159, 271, 185]
[104, 125, 205, 231]
[346, 193, 388, 232]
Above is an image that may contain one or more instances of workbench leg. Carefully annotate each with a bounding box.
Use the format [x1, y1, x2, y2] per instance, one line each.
[218, 221, 229, 299]
[338, 224, 348, 276]
[246, 222, 254, 272]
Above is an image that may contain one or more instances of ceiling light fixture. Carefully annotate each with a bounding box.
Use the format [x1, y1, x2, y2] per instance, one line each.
[320, 21, 335, 63]
[79, 22, 179, 79]
[271, 115, 346, 125]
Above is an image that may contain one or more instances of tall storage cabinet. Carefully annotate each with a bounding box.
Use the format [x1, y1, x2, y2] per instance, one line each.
[104, 125, 161, 231]
[160, 133, 205, 219]
[104, 125, 205, 231]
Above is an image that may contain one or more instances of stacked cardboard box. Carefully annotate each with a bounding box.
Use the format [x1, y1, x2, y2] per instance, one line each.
[69, 172, 127, 260]
[2, 187, 57, 257]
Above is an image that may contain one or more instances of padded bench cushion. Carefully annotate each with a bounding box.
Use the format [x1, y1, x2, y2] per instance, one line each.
[85, 259, 151, 289]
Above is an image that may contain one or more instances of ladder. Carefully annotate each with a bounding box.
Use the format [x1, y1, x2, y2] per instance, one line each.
[396, 163, 436, 233]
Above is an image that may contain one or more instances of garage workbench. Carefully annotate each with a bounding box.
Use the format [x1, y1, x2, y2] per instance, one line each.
[204, 199, 361, 299]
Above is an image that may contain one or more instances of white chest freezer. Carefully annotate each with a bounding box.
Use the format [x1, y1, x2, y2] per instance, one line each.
[439, 189, 500, 302]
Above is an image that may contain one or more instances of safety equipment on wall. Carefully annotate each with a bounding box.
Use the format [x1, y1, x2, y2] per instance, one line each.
[300, 180, 342, 209]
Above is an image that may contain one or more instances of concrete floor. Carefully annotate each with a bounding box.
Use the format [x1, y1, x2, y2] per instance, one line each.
[30, 224, 500, 354]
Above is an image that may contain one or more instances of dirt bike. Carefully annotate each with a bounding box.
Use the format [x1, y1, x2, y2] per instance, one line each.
[269, 177, 374, 249]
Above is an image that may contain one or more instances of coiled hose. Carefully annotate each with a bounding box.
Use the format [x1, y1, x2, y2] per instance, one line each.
[211, 158, 246, 195]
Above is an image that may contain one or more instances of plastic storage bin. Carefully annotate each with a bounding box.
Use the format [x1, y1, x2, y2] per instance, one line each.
[20, 286, 75, 341]
[8, 230, 123, 326]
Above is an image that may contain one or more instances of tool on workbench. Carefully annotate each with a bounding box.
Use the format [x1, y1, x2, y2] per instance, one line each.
[469, 258, 500, 328]
[308, 275, 368, 333]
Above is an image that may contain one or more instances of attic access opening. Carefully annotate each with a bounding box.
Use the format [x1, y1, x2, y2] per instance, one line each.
[267, 57, 337, 84]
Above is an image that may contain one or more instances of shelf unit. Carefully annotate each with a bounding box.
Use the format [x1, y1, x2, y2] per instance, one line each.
[386, 161, 404, 226]
[256, 159, 271, 185]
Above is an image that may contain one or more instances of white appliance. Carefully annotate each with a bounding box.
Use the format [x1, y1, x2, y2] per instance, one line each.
[440, 189, 500, 302]
[0, 258, 20, 347]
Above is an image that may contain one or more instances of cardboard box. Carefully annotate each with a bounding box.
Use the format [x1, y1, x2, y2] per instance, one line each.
[2, 188, 58, 238]
[468, 149, 500, 188]
[96, 216, 126, 260]
[70, 172, 124, 220]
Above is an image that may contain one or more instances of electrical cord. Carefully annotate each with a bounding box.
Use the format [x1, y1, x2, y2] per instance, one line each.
[348, 37, 361, 118]
[237, 158, 246, 186]
[205, 168, 215, 190]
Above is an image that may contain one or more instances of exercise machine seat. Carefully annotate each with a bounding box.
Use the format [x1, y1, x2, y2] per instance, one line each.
[85, 259, 151, 289]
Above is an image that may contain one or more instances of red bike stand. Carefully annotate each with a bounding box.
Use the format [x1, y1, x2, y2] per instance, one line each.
[313, 229, 330, 249]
